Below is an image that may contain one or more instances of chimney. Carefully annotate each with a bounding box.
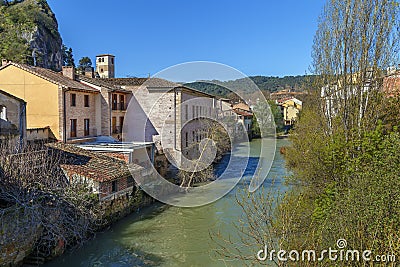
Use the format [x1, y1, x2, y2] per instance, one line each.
[62, 66, 75, 80]
[2, 59, 8, 67]
[84, 67, 94, 78]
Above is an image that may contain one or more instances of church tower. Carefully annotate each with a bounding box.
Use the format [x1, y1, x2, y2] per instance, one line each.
[96, 54, 115, 78]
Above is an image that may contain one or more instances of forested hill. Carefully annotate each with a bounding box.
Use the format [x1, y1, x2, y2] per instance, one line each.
[185, 75, 314, 98]
[0, 0, 63, 70]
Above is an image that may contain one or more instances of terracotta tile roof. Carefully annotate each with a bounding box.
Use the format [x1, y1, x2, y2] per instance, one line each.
[270, 90, 306, 96]
[47, 143, 143, 183]
[77, 75, 132, 93]
[277, 97, 292, 103]
[232, 102, 251, 111]
[383, 74, 400, 97]
[234, 110, 253, 116]
[0, 63, 99, 93]
[77, 75, 120, 89]
[145, 78, 181, 88]
[103, 77, 149, 86]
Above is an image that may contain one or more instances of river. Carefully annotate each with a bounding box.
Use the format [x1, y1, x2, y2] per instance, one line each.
[44, 138, 290, 267]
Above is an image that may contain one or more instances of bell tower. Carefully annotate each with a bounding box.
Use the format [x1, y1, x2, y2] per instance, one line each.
[96, 54, 115, 78]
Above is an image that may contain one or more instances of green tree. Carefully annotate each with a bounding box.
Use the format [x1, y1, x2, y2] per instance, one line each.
[252, 100, 284, 137]
[62, 44, 75, 67]
[78, 56, 92, 70]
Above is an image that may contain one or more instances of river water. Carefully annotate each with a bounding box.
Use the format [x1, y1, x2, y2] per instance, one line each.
[44, 139, 290, 267]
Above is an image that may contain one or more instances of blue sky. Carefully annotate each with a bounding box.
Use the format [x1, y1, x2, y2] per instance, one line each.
[47, 0, 325, 78]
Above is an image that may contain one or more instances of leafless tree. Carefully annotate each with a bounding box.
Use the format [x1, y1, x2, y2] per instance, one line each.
[0, 140, 102, 265]
[178, 119, 232, 188]
[313, 0, 400, 139]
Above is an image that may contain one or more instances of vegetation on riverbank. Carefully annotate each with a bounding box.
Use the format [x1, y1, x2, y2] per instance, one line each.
[178, 120, 231, 187]
[251, 100, 284, 137]
[0, 142, 101, 265]
[0, 141, 150, 265]
[214, 0, 400, 265]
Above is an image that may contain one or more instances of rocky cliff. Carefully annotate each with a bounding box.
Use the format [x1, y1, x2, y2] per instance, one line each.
[0, 0, 63, 71]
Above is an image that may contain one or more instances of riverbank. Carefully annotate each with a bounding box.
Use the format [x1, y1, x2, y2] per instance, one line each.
[42, 139, 289, 267]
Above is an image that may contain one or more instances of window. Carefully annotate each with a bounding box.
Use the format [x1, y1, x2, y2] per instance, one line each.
[100, 68, 104, 73]
[71, 93, 76, 107]
[127, 176, 134, 187]
[209, 107, 211, 116]
[112, 180, 118, 193]
[185, 132, 188, 147]
[84, 95, 89, 107]
[111, 58, 114, 64]
[119, 95, 125, 110]
[196, 106, 199, 118]
[70, 119, 77, 138]
[185, 105, 188, 121]
[192, 131, 195, 142]
[84, 119, 90, 136]
[112, 94, 118, 110]
[0, 105, 6, 121]
[192, 106, 195, 119]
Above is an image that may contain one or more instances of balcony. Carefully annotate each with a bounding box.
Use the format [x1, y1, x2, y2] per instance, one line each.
[112, 102, 127, 111]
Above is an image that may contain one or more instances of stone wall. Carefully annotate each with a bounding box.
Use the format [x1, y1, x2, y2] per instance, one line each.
[65, 90, 98, 140]
[0, 206, 42, 266]
[0, 90, 25, 142]
[98, 187, 154, 227]
[99, 176, 129, 200]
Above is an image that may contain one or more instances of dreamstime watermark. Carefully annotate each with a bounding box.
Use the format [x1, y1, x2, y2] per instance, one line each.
[257, 239, 396, 263]
[123, 61, 277, 207]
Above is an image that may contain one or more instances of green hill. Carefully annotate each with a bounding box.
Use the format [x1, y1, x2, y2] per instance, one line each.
[185, 75, 315, 98]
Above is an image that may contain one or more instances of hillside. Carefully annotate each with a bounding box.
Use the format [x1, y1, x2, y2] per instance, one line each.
[0, 0, 63, 70]
[186, 75, 315, 98]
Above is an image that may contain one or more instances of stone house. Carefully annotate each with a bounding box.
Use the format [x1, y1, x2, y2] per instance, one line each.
[232, 102, 253, 139]
[0, 62, 102, 143]
[125, 80, 219, 159]
[78, 75, 220, 170]
[270, 89, 307, 101]
[0, 89, 27, 144]
[48, 142, 145, 201]
[277, 97, 302, 126]
[77, 75, 138, 140]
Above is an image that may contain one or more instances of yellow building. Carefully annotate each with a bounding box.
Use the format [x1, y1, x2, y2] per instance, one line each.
[0, 62, 101, 142]
[278, 98, 302, 126]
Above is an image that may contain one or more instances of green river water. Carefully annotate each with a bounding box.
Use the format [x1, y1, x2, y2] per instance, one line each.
[44, 139, 290, 267]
